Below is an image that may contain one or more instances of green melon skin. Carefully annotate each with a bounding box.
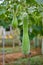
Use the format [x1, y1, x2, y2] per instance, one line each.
[12, 14, 18, 28]
[22, 15, 30, 55]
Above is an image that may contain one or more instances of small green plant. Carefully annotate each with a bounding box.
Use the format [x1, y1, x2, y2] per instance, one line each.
[30, 56, 43, 65]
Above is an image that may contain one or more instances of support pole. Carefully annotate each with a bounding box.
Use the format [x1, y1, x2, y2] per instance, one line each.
[2, 29, 5, 65]
[41, 37, 43, 54]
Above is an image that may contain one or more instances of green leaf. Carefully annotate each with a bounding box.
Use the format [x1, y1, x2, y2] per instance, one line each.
[0, 9, 6, 15]
[28, 6, 36, 14]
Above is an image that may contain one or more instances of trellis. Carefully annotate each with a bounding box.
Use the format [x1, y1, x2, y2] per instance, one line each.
[2, 28, 14, 65]
[0, 26, 21, 65]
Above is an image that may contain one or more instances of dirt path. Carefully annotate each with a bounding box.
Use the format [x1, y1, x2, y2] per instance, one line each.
[0, 48, 41, 65]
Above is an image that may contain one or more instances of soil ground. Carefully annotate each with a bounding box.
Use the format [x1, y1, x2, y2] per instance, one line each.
[0, 48, 41, 65]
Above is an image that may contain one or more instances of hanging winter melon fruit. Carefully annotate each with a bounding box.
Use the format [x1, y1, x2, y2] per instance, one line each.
[22, 13, 30, 55]
[12, 13, 18, 28]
